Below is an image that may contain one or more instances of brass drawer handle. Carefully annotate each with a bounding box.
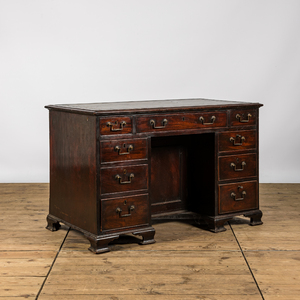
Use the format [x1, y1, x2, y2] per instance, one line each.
[150, 119, 168, 129]
[231, 191, 246, 201]
[231, 186, 246, 201]
[230, 161, 246, 171]
[106, 121, 127, 131]
[236, 113, 252, 123]
[199, 116, 216, 125]
[115, 173, 134, 184]
[114, 144, 133, 155]
[116, 205, 135, 217]
[230, 135, 246, 146]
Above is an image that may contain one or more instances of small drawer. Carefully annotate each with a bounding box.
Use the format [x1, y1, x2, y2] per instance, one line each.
[100, 116, 132, 135]
[136, 112, 227, 133]
[218, 181, 258, 214]
[219, 130, 256, 152]
[230, 109, 257, 126]
[100, 164, 148, 194]
[102, 194, 149, 230]
[219, 153, 257, 181]
[101, 138, 148, 163]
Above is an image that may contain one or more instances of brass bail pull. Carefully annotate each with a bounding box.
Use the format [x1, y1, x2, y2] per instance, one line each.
[115, 173, 134, 184]
[199, 116, 216, 125]
[230, 161, 246, 171]
[231, 187, 246, 201]
[115, 145, 133, 155]
[150, 119, 168, 129]
[236, 113, 252, 123]
[230, 135, 245, 146]
[116, 205, 135, 217]
[106, 121, 126, 131]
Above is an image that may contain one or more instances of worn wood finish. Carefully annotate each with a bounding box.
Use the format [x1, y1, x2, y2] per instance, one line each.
[99, 116, 132, 135]
[219, 130, 256, 152]
[101, 194, 149, 231]
[218, 153, 257, 181]
[218, 181, 258, 214]
[49, 111, 98, 234]
[45, 98, 262, 115]
[46, 98, 263, 253]
[136, 111, 227, 133]
[1, 183, 300, 299]
[100, 138, 148, 163]
[0, 183, 66, 298]
[230, 109, 257, 126]
[100, 164, 148, 195]
[150, 144, 187, 214]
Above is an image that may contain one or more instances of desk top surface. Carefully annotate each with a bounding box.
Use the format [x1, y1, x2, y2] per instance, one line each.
[46, 98, 263, 115]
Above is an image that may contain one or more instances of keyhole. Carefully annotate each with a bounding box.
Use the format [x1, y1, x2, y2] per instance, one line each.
[124, 200, 127, 205]
[123, 169, 127, 174]
[236, 158, 239, 163]
[123, 144, 126, 148]
[182, 117, 185, 121]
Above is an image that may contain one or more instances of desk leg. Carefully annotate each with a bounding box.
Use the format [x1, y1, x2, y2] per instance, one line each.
[244, 209, 263, 226]
[46, 214, 61, 231]
[85, 234, 119, 254]
[133, 227, 156, 245]
[204, 216, 231, 233]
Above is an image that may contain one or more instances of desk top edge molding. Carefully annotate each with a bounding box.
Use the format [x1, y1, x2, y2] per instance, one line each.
[45, 98, 263, 115]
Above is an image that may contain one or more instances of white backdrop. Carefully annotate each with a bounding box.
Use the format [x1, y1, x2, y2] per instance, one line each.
[0, 0, 299, 183]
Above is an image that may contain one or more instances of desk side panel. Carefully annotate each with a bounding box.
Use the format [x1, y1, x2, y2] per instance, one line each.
[49, 110, 98, 234]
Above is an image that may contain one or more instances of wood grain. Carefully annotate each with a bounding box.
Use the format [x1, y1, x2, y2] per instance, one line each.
[1, 183, 300, 299]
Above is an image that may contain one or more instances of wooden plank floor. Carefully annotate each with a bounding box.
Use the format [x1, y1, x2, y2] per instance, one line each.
[0, 184, 299, 299]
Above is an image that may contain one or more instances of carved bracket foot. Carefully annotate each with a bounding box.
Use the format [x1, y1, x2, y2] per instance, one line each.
[204, 217, 231, 233]
[244, 210, 263, 226]
[85, 234, 119, 254]
[46, 215, 61, 232]
[133, 227, 156, 245]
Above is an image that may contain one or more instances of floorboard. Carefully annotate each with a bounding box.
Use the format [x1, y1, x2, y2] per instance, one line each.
[0, 183, 299, 299]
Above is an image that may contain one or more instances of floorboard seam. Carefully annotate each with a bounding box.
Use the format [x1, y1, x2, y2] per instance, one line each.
[229, 222, 265, 300]
[35, 227, 70, 300]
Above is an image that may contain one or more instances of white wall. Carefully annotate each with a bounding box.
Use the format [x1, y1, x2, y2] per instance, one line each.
[0, 0, 299, 183]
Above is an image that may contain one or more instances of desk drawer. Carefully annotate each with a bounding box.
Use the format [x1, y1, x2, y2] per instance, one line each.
[101, 138, 147, 163]
[136, 112, 227, 133]
[219, 153, 257, 180]
[100, 116, 132, 135]
[219, 130, 256, 152]
[102, 195, 149, 230]
[230, 109, 257, 127]
[100, 164, 148, 194]
[218, 181, 258, 214]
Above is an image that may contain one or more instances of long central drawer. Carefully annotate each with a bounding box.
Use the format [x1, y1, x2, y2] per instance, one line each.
[136, 112, 227, 133]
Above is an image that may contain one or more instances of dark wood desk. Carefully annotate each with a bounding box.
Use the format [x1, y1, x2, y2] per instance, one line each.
[45, 98, 263, 253]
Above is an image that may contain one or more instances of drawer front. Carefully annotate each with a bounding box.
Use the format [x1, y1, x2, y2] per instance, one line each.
[219, 130, 256, 152]
[101, 164, 148, 194]
[219, 153, 257, 181]
[101, 138, 147, 163]
[100, 116, 132, 135]
[230, 109, 257, 127]
[136, 112, 227, 133]
[218, 181, 258, 214]
[102, 194, 149, 230]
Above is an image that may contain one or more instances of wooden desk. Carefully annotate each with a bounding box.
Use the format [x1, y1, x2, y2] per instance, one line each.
[45, 98, 263, 253]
